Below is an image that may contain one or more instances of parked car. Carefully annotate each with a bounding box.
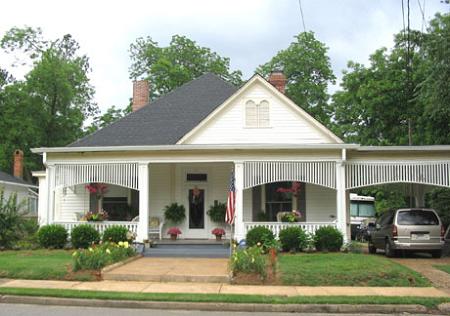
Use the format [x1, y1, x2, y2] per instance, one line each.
[368, 208, 445, 258]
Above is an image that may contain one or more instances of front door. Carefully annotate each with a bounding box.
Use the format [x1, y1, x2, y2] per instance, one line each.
[187, 186, 207, 238]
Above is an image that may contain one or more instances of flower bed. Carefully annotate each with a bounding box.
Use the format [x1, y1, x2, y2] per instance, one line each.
[72, 241, 135, 271]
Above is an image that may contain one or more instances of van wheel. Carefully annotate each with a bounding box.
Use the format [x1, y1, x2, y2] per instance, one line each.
[385, 240, 396, 258]
[431, 250, 442, 258]
[368, 242, 377, 254]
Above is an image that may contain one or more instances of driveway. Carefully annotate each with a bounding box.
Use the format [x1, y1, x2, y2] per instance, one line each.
[393, 256, 450, 292]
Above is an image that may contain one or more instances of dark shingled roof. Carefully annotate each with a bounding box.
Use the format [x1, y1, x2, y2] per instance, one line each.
[69, 73, 238, 147]
[0, 170, 33, 186]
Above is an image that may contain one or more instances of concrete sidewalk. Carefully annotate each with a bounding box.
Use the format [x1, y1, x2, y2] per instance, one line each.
[0, 279, 448, 297]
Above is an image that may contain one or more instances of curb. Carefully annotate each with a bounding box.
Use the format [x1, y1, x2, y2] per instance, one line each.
[0, 295, 431, 314]
[101, 255, 143, 274]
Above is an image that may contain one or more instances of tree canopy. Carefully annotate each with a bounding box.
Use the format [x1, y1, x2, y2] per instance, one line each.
[0, 27, 97, 176]
[258, 32, 336, 126]
[331, 13, 449, 146]
[129, 35, 243, 99]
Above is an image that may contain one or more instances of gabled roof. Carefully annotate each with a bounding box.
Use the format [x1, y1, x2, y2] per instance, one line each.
[69, 73, 238, 147]
[0, 170, 36, 188]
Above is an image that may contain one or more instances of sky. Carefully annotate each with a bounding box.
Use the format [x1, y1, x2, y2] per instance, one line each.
[0, 0, 448, 114]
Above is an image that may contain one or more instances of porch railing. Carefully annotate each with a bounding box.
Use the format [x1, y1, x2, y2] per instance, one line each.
[244, 221, 336, 238]
[55, 221, 138, 235]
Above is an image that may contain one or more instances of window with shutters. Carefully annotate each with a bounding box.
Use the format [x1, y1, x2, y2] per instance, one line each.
[245, 100, 270, 128]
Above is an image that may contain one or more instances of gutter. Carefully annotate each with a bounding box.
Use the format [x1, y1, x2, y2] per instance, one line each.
[31, 143, 360, 154]
[0, 180, 38, 189]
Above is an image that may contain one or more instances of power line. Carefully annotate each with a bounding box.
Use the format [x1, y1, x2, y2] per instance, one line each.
[298, 0, 307, 32]
[417, 0, 426, 32]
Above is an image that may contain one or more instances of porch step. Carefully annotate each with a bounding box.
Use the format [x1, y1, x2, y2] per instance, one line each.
[144, 242, 230, 258]
[153, 239, 229, 246]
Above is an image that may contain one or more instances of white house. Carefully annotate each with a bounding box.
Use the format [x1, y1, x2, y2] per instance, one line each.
[32, 72, 450, 242]
[0, 150, 38, 214]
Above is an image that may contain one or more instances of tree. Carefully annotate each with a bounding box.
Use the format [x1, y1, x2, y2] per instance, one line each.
[86, 104, 131, 134]
[418, 13, 450, 144]
[331, 14, 450, 146]
[0, 27, 98, 174]
[258, 32, 336, 126]
[129, 35, 242, 98]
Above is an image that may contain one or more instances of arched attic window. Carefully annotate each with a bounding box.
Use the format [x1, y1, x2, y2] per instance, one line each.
[245, 100, 270, 128]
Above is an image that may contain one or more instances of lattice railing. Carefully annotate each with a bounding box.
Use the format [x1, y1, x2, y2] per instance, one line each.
[54, 163, 139, 190]
[346, 161, 450, 189]
[244, 161, 336, 189]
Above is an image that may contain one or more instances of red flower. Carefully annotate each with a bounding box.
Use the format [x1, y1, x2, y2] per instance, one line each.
[211, 228, 225, 236]
[167, 227, 182, 235]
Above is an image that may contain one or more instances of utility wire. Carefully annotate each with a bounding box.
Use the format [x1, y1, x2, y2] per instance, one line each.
[417, 0, 426, 32]
[298, 0, 307, 32]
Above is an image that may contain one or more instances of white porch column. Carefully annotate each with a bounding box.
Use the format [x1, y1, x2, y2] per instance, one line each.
[234, 162, 245, 241]
[137, 162, 150, 242]
[336, 160, 350, 242]
[46, 165, 55, 225]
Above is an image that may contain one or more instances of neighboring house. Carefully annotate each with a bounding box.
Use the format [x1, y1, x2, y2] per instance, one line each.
[0, 150, 38, 214]
[32, 72, 450, 242]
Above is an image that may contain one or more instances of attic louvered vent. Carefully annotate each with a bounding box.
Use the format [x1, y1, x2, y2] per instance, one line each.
[245, 100, 270, 128]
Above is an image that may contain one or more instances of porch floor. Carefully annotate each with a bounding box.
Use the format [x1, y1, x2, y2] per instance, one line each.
[144, 239, 230, 258]
[103, 257, 229, 283]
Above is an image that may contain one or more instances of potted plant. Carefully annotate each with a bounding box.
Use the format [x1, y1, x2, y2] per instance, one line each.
[163, 203, 186, 224]
[207, 202, 226, 223]
[81, 209, 108, 222]
[167, 227, 182, 240]
[280, 210, 302, 223]
[211, 228, 226, 241]
[85, 183, 108, 212]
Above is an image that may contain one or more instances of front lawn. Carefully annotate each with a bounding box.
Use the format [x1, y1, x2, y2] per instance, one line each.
[0, 287, 448, 309]
[433, 265, 450, 274]
[278, 253, 430, 287]
[0, 250, 95, 281]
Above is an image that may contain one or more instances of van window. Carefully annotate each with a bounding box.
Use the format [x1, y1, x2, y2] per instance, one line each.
[397, 210, 439, 225]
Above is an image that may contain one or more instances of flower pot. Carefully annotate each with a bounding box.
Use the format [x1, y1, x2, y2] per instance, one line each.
[215, 235, 222, 241]
[170, 234, 178, 241]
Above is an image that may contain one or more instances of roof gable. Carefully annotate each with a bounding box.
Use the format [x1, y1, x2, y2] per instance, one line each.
[178, 75, 343, 145]
[69, 73, 238, 147]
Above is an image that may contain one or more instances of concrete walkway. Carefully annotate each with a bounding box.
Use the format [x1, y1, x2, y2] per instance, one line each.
[103, 258, 229, 283]
[0, 279, 448, 297]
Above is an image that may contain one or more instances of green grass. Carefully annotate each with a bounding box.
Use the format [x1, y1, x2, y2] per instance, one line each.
[433, 265, 450, 274]
[0, 287, 448, 309]
[277, 253, 431, 287]
[0, 249, 94, 281]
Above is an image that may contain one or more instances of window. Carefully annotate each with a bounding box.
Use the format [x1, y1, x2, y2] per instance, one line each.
[397, 210, 439, 225]
[245, 100, 270, 127]
[186, 173, 207, 182]
[265, 182, 292, 221]
[350, 201, 375, 217]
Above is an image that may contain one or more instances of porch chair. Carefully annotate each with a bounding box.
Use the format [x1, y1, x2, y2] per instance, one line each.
[132, 216, 164, 240]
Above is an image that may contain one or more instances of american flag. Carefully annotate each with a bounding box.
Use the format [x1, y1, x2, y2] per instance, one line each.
[225, 170, 236, 225]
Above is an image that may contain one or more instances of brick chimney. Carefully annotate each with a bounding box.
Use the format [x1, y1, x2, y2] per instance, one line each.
[13, 149, 24, 179]
[132, 80, 150, 112]
[268, 70, 287, 94]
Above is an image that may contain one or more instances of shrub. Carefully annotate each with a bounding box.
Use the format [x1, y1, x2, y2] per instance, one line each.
[72, 241, 135, 271]
[37, 224, 68, 249]
[230, 245, 267, 279]
[0, 190, 25, 249]
[71, 224, 100, 249]
[246, 226, 275, 250]
[102, 225, 130, 243]
[207, 202, 226, 223]
[163, 203, 186, 224]
[278, 226, 308, 252]
[314, 226, 343, 252]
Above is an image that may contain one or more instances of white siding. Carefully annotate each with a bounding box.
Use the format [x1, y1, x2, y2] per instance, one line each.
[184, 82, 335, 144]
[305, 183, 336, 222]
[1, 184, 29, 211]
[54, 185, 89, 221]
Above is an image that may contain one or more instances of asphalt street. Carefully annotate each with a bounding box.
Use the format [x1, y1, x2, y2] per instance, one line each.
[0, 304, 443, 316]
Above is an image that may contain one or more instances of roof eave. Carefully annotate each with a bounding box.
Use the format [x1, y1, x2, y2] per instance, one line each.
[32, 143, 359, 154]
